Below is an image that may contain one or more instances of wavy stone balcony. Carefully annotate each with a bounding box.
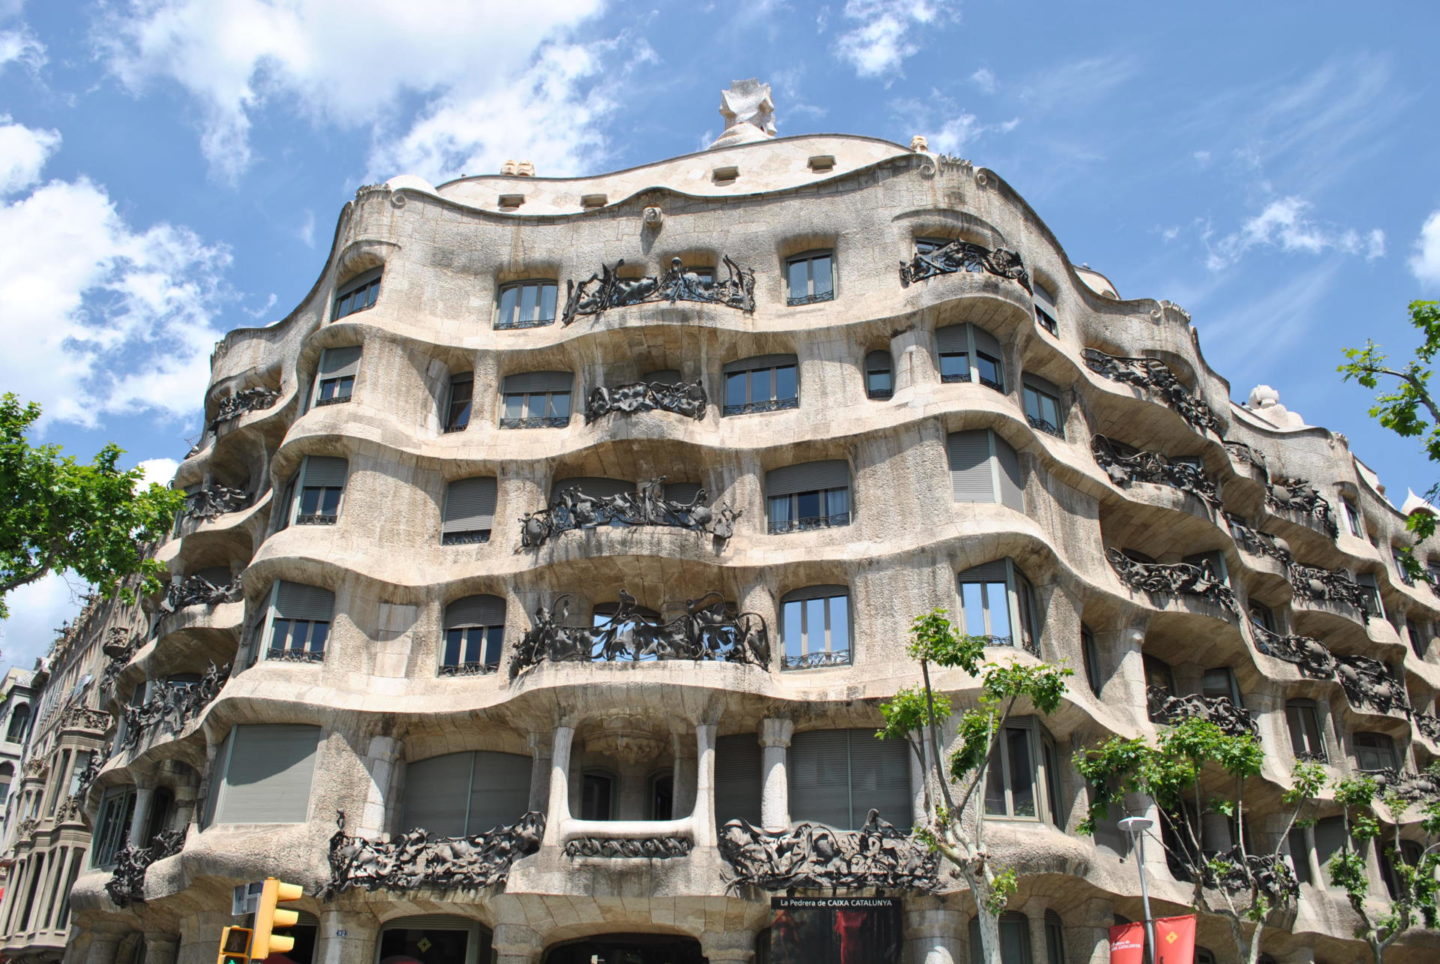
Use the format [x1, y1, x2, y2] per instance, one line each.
[324, 811, 544, 896]
[583, 378, 707, 423]
[1106, 549, 1238, 616]
[519, 481, 738, 549]
[1082, 349, 1223, 438]
[116, 663, 229, 755]
[1265, 476, 1340, 541]
[1287, 562, 1371, 621]
[1092, 435, 1221, 511]
[105, 830, 187, 907]
[897, 239, 1032, 293]
[1248, 623, 1410, 717]
[562, 256, 756, 327]
[1146, 686, 1258, 737]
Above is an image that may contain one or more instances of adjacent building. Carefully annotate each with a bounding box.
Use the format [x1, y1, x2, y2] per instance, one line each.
[16, 82, 1440, 963]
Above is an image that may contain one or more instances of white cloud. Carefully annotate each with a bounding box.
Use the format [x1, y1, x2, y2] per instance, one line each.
[0, 24, 44, 72]
[100, 0, 609, 182]
[0, 114, 58, 195]
[1019, 56, 1139, 110]
[1205, 197, 1385, 271]
[136, 457, 180, 488]
[1409, 210, 1440, 289]
[970, 67, 996, 93]
[0, 120, 230, 428]
[0, 572, 88, 674]
[834, 0, 945, 78]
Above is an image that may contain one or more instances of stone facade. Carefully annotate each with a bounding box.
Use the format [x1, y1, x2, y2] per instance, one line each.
[15, 90, 1440, 963]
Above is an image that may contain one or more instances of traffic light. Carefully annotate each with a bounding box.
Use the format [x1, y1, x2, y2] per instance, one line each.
[216, 926, 251, 964]
[250, 877, 305, 959]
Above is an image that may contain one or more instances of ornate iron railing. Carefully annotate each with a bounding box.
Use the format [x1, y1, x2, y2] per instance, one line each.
[1335, 654, 1409, 716]
[1106, 549, 1237, 614]
[105, 830, 187, 907]
[100, 629, 140, 695]
[585, 379, 707, 423]
[1414, 712, 1440, 743]
[767, 511, 850, 535]
[1225, 515, 1292, 565]
[323, 810, 544, 895]
[563, 257, 755, 326]
[159, 574, 242, 615]
[719, 813, 940, 893]
[508, 592, 769, 679]
[1092, 436, 1221, 509]
[1249, 623, 1336, 680]
[268, 648, 324, 664]
[208, 387, 279, 431]
[520, 478, 739, 548]
[722, 396, 798, 417]
[1224, 440, 1268, 473]
[1203, 846, 1298, 903]
[437, 661, 496, 678]
[898, 241, 1032, 291]
[1371, 768, 1440, 803]
[1266, 477, 1339, 540]
[181, 484, 251, 521]
[782, 649, 853, 671]
[1147, 686, 1258, 737]
[1287, 563, 1370, 618]
[499, 414, 569, 429]
[564, 836, 693, 859]
[1082, 349, 1222, 437]
[119, 663, 229, 752]
[60, 703, 111, 733]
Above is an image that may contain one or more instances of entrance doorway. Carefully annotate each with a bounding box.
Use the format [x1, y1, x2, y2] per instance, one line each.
[543, 933, 707, 964]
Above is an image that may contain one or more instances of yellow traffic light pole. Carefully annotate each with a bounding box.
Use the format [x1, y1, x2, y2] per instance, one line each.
[216, 877, 303, 962]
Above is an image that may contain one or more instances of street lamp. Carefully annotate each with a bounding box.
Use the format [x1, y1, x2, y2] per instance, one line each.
[1119, 814, 1157, 964]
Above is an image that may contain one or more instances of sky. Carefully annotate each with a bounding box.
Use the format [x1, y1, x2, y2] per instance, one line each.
[1, 0, 1438, 671]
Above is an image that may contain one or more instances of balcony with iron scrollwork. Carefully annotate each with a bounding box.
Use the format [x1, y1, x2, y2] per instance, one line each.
[1082, 349, 1223, 437]
[719, 812, 940, 893]
[207, 386, 279, 432]
[116, 662, 229, 756]
[897, 239, 1032, 292]
[519, 480, 739, 549]
[1286, 562, 1371, 622]
[1092, 435, 1221, 513]
[562, 256, 755, 326]
[1246, 621, 1410, 719]
[1146, 686, 1258, 738]
[1106, 548, 1238, 617]
[584, 379, 707, 423]
[158, 572, 243, 617]
[1265, 476, 1339, 540]
[104, 829, 187, 907]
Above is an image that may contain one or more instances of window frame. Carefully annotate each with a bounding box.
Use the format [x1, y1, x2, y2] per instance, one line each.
[1353, 731, 1398, 773]
[982, 716, 1060, 824]
[310, 345, 361, 409]
[1081, 624, 1102, 696]
[785, 249, 835, 306]
[864, 349, 894, 400]
[723, 354, 800, 416]
[1022, 375, 1064, 438]
[957, 559, 1038, 654]
[936, 323, 1006, 392]
[494, 279, 559, 330]
[780, 586, 853, 670]
[91, 785, 137, 868]
[1033, 281, 1059, 335]
[290, 455, 347, 527]
[499, 372, 572, 429]
[1285, 699, 1327, 762]
[443, 372, 474, 433]
[441, 595, 506, 675]
[332, 268, 380, 321]
[441, 476, 497, 546]
[260, 581, 333, 665]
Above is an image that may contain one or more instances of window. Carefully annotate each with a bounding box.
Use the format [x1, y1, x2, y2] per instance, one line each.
[289, 456, 347, 526]
[311, 346, 361, 408]
[207, 724, 321, 825]
[1342, 496, 1363, 537]
[714, 734, 762, 827]
[1201, 666, 1240, 704]
[1353, 732, 1397, 772]
[401, 750, 530, 835]
[1022, 374, 1064, 437]
[947, 429, 1024, 510]
[443, 373, 473, 432]
[984, 718, 1060, 822]
[1312, 815, 1347, 883]
[1286, 700, 1326, 761]
[936, 323, 1005, 391]
[495, 280, 558, 329]
[1044, 910, 1065, 964]
[781, 587, 851, 669]
[865, 350, 894, 400]
[789, 728, 911, 829]
[442, 595, 505, 675]
[1144, 654, 1175, 696]
[1428, 559, 1440, 589]
[332, 268, 380, 320]
[380, 917, 491, 964]
[1080, 625, 1102, 696]
[1249, 600, 1276, 633]
[441, 477, 497, 545]
[91, 786, 137, 867]
[957, 560, 1038, 652]
[263, 581, 334, 663]
[1286, 827, 1313, 885]
[650, 772, 675, 820]
[785, 250, 834, 305]
[4, 703, 29, 744]
[1394, 547, 1415, 586]
[1407, 620, 1426, 657]
[723, 354, 799, 416]
[1034, 281, 1059, 335]
[0, 761, 12, 804]
[1357, 572, 1384, 619]
[581, 771, 616, 820]
[500, 371, 572, 428]
[1379, 838, 1424, 900]
[766, 460, 850, 533]
[970, 913, 1033, 964]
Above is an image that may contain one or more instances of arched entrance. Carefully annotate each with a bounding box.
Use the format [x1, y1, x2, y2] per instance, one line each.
[543, 933, 706, 964]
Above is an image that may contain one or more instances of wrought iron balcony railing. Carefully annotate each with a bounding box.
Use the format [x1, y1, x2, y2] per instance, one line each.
[1093, 436, 1221, 509]
[208, 386, 279, 431]
[118, 662, 229, 752]
[159, 574, 242, 615]
[719, 813, 940, 893]
[1082, 349, 1222, 437]
[585, 378, 707, 423]
[105, 829, 187, 907]
[520, 478, 739, 547]
[324, 810, 544, 895]
[563, 256, 755, 325]
[181, 484, 251, 521]
[1106, 549, 1238, 615]
[1265, 476, 1339, 540]
[1287, 563, 1371, 618]
[1146, 686, 1258, 738]
[898, 240, 1032, 292]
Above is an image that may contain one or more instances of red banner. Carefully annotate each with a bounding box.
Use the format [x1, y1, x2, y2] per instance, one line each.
[1154, 915, 1196, 963]
[1107, 922, 1144, 964]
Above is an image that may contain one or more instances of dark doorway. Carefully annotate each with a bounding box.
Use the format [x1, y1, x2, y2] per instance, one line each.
[543, 933, 707, 964]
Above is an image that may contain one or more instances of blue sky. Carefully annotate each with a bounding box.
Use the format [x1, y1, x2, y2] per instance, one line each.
[2, 0, 1438, 671]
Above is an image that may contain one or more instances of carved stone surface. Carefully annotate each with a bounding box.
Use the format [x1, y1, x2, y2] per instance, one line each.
[563, 836, 693, 859]
[1092, 436, 1221, 509]
[519, 477, 740, 547]
[1415, 712, 1440, 743]
[54, 794, 84, 824]
[1334, 654, 1409, 716]
[1286, 563, 1370, 618]
[324, 810, 544, 896]
[1249, 623, 1336, 680]
[562, 256, 755, 326]
[509, 592, 769, 679]
[584, 379, 707, 423]
[101, 629, 140, 694]
[208, 386, 279, 430]
[437, 662, 495, 678]
[897, 240, 1032, 291]
[1224, 440, 1268, 473]
[718, 811, 940, 893]
[105, 830, 186, 907]
[1082, 349, 1223, 437]
[159, 573, 242, 615]
[119, 662, 229, 752]
[1204, 847, 1298, 903]
[1265, 477, 1340, 539]
[1147, 686, 1258, 737]
[1371, 768, 1440, 803]
[23, 757, 47, 779]
[15, 817, 37, 839]
[1225, 515, 1292, 565]
[181, 484, 251, 521]
[1106, 549, 1238, 615]
[60, 703, 111, 733]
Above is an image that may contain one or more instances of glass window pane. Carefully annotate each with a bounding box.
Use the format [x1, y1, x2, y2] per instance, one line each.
[319, 488, 342, 515]
[498, 286, 518, 325]
[551, 392, 571, 418]
[805, 598, 826, 652]
[788, 259, 808, 296]
[782, 601, 804, 658]
[961, 583, 987, 637]
[984, 752, 1007, 815]
[769, 494, 793, 530]
[796, 490, 821, 522]
[444, 629, 462, 666]
[299, 488, 320, 515]
[484, 626, 504, 666]
[270, 618, 292, 652]
[977, 353, 1003, 388]
[813, 255, 833, 296]
[725, 372, 746, 408]
[987, 581, 1012, 641]
[1007, 728, 1035, 817]
[940, 352, 969, 380]
[309, 622, 329, 653]
[829, 596, 850, 652]
[504, 394, 524, 420]
[519, 283, 539, 322]
[775, 365, 797, 401]
[751, 367, 773, 402]
[1000, 917, 1030, 962]
[867, 370, 892, 396]
[539, 283, 557, 321]
[827, 487, 850, 520]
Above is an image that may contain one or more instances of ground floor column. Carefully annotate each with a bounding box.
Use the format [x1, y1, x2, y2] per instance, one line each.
[315, 908, 378, 964]
[82, 930, 122, 964]
[903, 903, 964, 964]
[492, 922, 542, 964]
[1070, 897, 1115, 964]
[542, 725, 575, 847]
[759, 718, 793, 831]
[141, 934, 179, 964]
[692, 721, 717, 848]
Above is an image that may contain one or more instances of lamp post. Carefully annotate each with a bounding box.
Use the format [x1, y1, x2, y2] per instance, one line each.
[1119, 814, 1157, 964]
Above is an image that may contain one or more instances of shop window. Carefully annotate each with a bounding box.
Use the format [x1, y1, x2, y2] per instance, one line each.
[957, 560, 1038, 652]
[441, 477, 497, 545]
[723, 354, 799, 415]
[311, 346, 360, 408]
[206, 724, 320, 825]
[766, 460, 851, 533]
[936, 323, 1005, 391]
[500, 371, 572, 428]
[780, 586, 852, 669]
[332, 268, 380, 321]
[401, 750, 530, 835]
[946, 429, 1024, 510]
[496, 280, 558, 329]
[865, 349, 894, 399]
[441, 595, 506, 675]
[789, 728, 911, 830]
[785, 250, 834, 305]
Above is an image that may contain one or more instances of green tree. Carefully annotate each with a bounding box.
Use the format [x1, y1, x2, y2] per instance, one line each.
[876, 609, 1070, 964]
[0, 393, 182, 619]
[1324, 774, 1440, 963]
[1339, 299, 1440, 557]
[1075, 718, 1324, 964]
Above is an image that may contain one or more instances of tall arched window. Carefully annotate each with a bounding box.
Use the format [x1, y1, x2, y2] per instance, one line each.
[5, 703, 30, 744]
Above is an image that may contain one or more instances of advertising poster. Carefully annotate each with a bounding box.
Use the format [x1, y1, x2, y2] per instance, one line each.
[768, 897, 902, 964]
[1108, 915, 1197, 964]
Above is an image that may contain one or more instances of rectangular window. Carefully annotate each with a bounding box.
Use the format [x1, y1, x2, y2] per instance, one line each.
[983, 719, 1058, 822]
[211, 724, 321, 824]
[91, 786, 137, 868]
[496, 280, 558, 329]
[1287, 827, 1313, 885]
[500, 371, 572, 428]
[939, 349, 970, 382]
[723, 354, 799, 416]
[766, 461, 850, 534]
[444, 374, 473, 432]
[1342, 497, 1363, 537]
[864, 350, 894, 400]
[1286, 700, 1326, 761]
[265, 581, 334, 663]
[1393, 547, 1415, 586]
[946, 429, 1024, 510]
[313, 346, 361, 407]
[781, 588, 852, 669]
[332, 269, 380, 321]
[1201, 667, 1240, 704]
[441, 477, 497, 545]
[1353, 732, 1397, 772]
[1023, 378, 1064, 437]
[788, 729, 911, 829]
[1034, 282, 1059, 335]
[957, 560, 1036, 652]
[936, 324, 1005, 392]
[294, 456, 346, 525]
[785, 250, 834, 306]
[442, 595, 506, 674]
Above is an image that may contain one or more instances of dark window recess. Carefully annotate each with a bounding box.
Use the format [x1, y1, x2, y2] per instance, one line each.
[313, 346, 361, 407]
[723, 355, 799, 416]
[496, 281, 558, 329]
[444, 374, 473, 432]
[936, 323, 1005, 391]
[1034, 282, 1059, 335]
[1081, 625, 1102, 695]
[865, 350, 894, 399]
[333, 270, 380, 321]
[295, 456, 346, 525]
[1286, 700, 1326, 762]
[785, 251, 834, 305]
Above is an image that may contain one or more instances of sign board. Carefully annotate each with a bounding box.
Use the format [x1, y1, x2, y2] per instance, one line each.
[768, 897, 901, 963]
[232, 881, 264, 916]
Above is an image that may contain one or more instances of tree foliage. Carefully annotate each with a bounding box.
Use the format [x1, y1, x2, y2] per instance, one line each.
[877, 609, 1071, 964]
[0, 393, 182, 619]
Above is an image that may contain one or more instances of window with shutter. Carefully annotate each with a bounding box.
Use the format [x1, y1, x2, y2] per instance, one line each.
[441, 595, 506, 675]
[1034, 281, 1059, 335]
[957, 560, 1037, 652]
[714, 734, 762, 827]
[947, 430, 1024, 509]
[1353, 732, 1397, 772]
[936, 323, 1005, 392]
[788, 729, 910, 830]
[333, 268, 380, 321]
[500, 371, 572, 428]
[313, 346, 361, 407]
[401, 750, 530, 835]
[265, 581, 333, 663]
[295, 456, 347, 525]
[766, 460, 850, 533]
[441, 477, 496, 545]
[723, 354, 799, 416]
[864, 350, 893, 400]
[495, 280, 558, 329]
[780, 587, 851, 669]
[785, 250, 834, 305]
[213, 724, 321, 824]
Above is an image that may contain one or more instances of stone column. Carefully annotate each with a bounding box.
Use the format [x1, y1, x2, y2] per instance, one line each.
[492, 922, 543, 964]
[82, 932, 122, 964]
[542, 725, 575, 846]
[1070, 897, 1115, 964]
[759, 718, 793, 831]
[356, 735, 401, 837]
[1110, 628, 1149, 719]
[1024, 900, 1050, 964]
[527, 732, 551, 813]
[127, 783, 156, 846]
[672, 730, 697, 818]
[892, 327, 936, 394]
[141, 934, 179, 964]
[316, 908, 378, 964]
[701, 930, 755, 963]
[692, 721, 717, 848]
[170, 786, 198, 833]
[903, 904, 964, 964]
